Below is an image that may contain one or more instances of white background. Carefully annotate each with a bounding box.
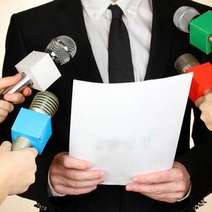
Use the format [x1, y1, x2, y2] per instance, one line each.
[0, 0, 211, 211]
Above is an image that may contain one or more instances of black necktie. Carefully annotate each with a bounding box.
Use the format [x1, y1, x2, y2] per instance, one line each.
[108, 5, 134, 83]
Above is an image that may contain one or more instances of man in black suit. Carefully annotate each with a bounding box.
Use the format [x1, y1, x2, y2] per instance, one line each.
[1, 0, 212, 211]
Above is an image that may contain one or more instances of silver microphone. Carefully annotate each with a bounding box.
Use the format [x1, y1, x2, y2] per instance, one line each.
[175, 53, 200, 73]
[173, 6, 200, 33]
[46, 35, 77, 65]
[12, 91, 59, 151]
[0, 35, 77, 96]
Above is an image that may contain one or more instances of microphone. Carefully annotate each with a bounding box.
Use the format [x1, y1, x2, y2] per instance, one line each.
[175, 53, 212, 102]
[0, 35, 77, 96]
[173, 6, 212, 54]
[11, 91, 59, 154]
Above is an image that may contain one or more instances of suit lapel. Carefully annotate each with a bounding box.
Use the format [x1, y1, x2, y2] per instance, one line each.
[145, 0, 173, 80]
[57, 0, 103, 83]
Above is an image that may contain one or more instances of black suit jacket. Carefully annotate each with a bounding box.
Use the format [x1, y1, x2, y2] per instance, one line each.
[1, 0, 212, 211]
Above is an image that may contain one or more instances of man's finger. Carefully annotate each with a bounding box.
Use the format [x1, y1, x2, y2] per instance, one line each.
[126, 182, 183, 194]
[0, 74, 22, 90]
[56, 153, 91, 170]
[54, 176, 103, 188]
[53, 184, 97, 196]
[132, 169, 178, 184]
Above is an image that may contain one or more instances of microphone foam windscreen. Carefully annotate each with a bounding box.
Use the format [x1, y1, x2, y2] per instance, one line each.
[45, 35, 77, 65]
[173, 6, 200, 33]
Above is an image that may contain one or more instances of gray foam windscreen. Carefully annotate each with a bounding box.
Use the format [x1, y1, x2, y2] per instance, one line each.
[175, 53, 199, 73]
[173, 6, 200, 33]
[45, 35, 77, 65]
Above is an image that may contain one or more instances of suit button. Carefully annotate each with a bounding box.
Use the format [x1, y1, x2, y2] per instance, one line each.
[34, 202, 48, 211]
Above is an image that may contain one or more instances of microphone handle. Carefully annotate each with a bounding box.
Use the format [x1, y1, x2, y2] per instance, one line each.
[12, 136, 32, 151]
[0, 73, 32, 98]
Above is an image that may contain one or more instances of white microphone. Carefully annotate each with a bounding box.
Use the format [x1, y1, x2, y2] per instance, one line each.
[1, 35, 77, 95]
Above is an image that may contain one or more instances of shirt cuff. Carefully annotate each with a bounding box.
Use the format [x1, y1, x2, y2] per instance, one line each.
[48, 170, 66, 197]
[176, 184, 192, 202]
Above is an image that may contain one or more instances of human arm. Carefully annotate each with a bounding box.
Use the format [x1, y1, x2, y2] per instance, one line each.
[0, 141, 37, 204]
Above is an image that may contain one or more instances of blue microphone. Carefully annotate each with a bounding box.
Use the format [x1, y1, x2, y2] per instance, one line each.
[11, 91, 59, 154]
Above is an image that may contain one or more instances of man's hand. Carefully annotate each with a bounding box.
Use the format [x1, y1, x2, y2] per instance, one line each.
[0, 141, 37, 201]
[0, 74, 31, 123]
[49, 152, 104, 195]
[195, 92, 212, 130]
[126, 162, 191, 203]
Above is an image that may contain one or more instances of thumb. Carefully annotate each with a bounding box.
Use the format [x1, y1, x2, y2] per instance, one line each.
[0, 141, 12, 152]
[0, 74, 22, 90]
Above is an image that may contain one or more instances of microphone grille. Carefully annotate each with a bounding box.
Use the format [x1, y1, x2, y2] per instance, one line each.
[175, 53, 199, 73]
[45, 35, 77, 65]
[173, 6, 200, 33]
[30, 91, 59, 117]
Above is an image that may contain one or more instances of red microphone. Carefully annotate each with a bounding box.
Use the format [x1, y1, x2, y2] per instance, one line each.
[175, 53, 212, 103]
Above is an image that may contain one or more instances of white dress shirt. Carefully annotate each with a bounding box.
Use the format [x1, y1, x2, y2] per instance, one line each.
[81, 0, 153, 83]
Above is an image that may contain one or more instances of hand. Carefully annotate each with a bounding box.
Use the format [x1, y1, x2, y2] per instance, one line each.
[195, 92, 212, 130]
[126, 162, 191, 203]
[0, 74, 32, 123]
[49, 152, 104, 195]
[0, 141, 37, 197]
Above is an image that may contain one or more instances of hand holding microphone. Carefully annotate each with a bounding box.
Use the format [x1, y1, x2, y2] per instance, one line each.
[175, 53, 212, 130]
[0, 74, 31, 123]
[0, 35, 77, 96]
[0, 141, 37, 204]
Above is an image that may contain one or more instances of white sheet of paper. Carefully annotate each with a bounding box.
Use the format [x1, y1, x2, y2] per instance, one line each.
[69, 73, 193, 185]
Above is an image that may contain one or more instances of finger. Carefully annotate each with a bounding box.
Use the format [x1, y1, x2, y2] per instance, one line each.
[56, 153, 91, 170]
[25, 148, 38, 157]
[0, 100, 14, 112]
[195, 96, 204, 107]
[22, 87, 32, 97]
[53, 166, 104, 181]
[4, 93, 25, 104]
[53, 185, 97, 196]
[144, 192, 184, 204]
[0, 141, 12, 152]
[0, 109, 9, 123]
[0, 116, 7, 123]
[204, 92, 212, 101]
[0, 74, 22, 89]
[126, 182, 184, 194]
[53, 176, 103, 188]
[132, 170, 178, 184]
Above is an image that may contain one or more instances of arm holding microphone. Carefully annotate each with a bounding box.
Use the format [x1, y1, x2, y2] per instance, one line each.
[0, 74, 38, 204]
[0, 141, 37, 204]
[175, 53, 212, 131]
